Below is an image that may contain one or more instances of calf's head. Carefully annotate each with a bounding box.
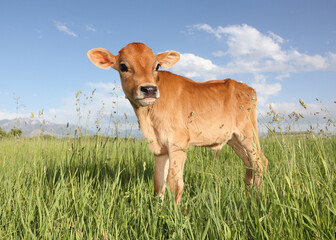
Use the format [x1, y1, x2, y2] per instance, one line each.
[87, 43, 180, 107]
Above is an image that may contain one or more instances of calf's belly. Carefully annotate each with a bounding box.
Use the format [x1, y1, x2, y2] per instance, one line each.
[188, 128, 233, 147]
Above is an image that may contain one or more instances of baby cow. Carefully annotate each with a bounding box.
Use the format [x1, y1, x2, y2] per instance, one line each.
[87, 43, 268, 204]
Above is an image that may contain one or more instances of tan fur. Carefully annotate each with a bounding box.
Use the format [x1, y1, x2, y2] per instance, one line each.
[88, 42, 268, 204]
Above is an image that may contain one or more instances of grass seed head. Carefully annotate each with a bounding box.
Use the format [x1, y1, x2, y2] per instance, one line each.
[299, 99, 307, 109]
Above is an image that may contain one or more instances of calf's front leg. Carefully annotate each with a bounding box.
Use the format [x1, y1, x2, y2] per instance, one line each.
[167, 148, 187, 204]
[154, 154, 169, 201]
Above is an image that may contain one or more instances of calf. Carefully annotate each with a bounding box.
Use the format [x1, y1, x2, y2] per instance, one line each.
[87, 43, 268, 204]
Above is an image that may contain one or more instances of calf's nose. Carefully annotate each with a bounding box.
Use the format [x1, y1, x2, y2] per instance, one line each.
[140, 86, 158, 98]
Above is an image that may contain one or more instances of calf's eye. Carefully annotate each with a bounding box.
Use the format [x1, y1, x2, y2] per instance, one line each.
[155, 64, 160, 71]
[120, 64, 128, 72]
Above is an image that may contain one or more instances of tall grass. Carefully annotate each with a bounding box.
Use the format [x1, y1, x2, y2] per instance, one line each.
[0, 132, 335, 239]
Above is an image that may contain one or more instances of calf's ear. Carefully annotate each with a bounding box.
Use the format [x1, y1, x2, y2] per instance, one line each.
[157, 51, 180, 69]
[87, 48, 117, 69]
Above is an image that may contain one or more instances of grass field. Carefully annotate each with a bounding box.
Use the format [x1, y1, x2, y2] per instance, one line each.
[0, 133, 335, 239]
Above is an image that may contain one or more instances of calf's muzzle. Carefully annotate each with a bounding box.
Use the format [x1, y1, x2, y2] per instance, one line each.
[140, 85, 158, 98]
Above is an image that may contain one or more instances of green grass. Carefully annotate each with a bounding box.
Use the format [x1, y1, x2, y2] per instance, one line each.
[0, 134, 335, 239]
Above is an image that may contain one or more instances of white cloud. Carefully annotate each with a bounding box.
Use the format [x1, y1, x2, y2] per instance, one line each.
[193, 24, 285, 62]
[54, 21, 77, 37]
[0, 111, 21, 120]
[190, 24, 336, 75]
[172, 53, 221, 80]
[327, 52, 336, 70]
[85, 24, 96, 32]
[250, 74, 282, 105]
[267, 31, 285, 44]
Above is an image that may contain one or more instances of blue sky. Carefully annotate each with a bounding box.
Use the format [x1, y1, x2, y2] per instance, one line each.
[0, 0, 335, 133]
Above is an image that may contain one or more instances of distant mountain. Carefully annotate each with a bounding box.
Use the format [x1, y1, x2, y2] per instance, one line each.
[0, 118, 93, 137]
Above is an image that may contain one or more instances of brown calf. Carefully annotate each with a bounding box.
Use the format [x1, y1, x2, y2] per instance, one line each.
[87, 42, 268, 204]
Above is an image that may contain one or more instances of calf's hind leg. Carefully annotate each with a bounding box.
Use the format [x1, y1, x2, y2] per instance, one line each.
[228, 135, 254, 188]
[228, 134, 267, 190]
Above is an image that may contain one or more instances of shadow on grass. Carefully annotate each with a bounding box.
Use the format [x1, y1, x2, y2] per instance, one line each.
[43, 152, 155, 192]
